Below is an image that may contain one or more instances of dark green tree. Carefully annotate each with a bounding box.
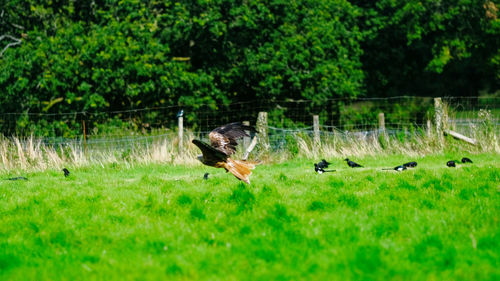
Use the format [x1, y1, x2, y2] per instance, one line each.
[353, 0, 500, 97]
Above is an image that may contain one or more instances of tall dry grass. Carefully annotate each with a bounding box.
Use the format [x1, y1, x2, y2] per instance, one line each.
[0, 119, 498, 173]
[293, 113, 499, 159]
[294, 131, 447, 160]
[0, 133, 199, 173]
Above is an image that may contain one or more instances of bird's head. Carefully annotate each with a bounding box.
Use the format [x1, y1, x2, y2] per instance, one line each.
[344, 158, 349, 161]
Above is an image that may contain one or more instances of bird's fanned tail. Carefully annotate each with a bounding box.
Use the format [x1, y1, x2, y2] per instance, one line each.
[223, 158, 258, 184]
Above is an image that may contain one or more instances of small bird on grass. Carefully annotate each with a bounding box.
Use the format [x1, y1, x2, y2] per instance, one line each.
[314, 163, 335, 174]
[403, 161, 417, 168]
[344, 158, 363, 168]
[382, 165, 407, 172]
[446, 160, 456, 167]
[5, 176, 28, 181]
[203, 172, 209, 180]
[317, 159, 331, 169]
[62, 168, 70, 177]
[461, 157, 473, 163]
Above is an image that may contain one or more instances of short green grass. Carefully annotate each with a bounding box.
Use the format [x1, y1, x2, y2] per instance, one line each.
[1, 154, 499, 280]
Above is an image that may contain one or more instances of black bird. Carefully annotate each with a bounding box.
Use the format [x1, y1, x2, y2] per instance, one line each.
[344, 158, 362, 168]
[383, 165, 407, 172]
[5, 176, 28, 181]
[203, 172, 209, 180]
[62, 168, 70, 177]
[314, 163, 335, 174]
[446, 160, 456, 167]
[461, 157, 473, 163]
[317, 159, 331, 169]
[403, 161, 417, 168]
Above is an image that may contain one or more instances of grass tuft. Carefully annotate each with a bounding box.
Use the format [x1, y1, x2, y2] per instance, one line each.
[307, 201, 326, 211]
[177, 194, 192, 205]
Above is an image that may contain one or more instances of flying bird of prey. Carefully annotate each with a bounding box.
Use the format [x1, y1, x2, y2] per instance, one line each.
[403, 161, 417, 168]
[461, 157, 473, 163]
[344, 158, 363, 168]
[317, 159, 331, 169]
[446, 160, 456, 167]
[192, 122, 258, 184]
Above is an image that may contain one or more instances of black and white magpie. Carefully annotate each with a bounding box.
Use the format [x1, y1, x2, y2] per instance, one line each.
[203, 172, 209, 180]
[446, 160, 456, 167]
[344, 158, 362, 168]
[383, 165, 407, 171]
[314, 163, 335, 174]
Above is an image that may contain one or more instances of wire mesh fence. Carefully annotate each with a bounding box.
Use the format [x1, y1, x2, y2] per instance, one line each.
[1, 96, 498, 151]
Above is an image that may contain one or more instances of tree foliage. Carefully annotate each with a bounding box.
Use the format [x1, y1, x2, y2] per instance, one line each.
[354, 0, 500, 97]
[0, 0, 499, 135]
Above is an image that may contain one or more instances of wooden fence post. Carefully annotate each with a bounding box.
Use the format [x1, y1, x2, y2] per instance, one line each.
[434, 97, 444, 143]
[313, 115, 320, 146]
[443, 103, 449, 131]
[433, 99, 477, 145]
[444, 130, 477, 145]
[178, 114, 183, 153]
[256, 112, 269, 152]
[243, 120, 250, 150]
[378, 112, 385, 133]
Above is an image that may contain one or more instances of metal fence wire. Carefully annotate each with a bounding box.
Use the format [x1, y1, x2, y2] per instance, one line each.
[1, 96, 498, 151]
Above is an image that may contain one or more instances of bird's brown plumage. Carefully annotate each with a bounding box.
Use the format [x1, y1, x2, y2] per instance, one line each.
[208, 122, 256, 156]
[192, 122, 258, 183]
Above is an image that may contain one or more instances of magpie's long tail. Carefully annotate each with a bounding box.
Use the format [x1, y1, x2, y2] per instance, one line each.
[3, 176, 28, 181]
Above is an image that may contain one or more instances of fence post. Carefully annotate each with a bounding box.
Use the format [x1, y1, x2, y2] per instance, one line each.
[434, 97, 444, 143]
[256, 112, 269, 152]
[178, 114, 183, 153]
[243, 120, 250, 150]
[313, 115, 320, 146]
[378, 112, 385, 133]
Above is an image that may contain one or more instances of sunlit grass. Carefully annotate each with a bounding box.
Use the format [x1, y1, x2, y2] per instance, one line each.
[0, 154, 498, 280]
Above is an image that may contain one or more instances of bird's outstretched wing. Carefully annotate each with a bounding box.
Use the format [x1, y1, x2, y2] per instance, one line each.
[192, 139, 228, 161]
[209, 122, 256, 155]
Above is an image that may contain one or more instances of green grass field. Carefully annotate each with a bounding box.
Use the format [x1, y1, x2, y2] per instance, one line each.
[1, 154, 499, 280]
